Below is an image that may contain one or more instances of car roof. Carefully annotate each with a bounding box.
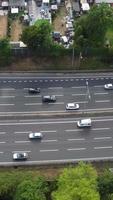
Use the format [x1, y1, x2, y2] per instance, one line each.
[33, 132, 41, 136]
[43, 95, 50, 98]
[67, 103, 75, 106]
[107, 84, 113, 86]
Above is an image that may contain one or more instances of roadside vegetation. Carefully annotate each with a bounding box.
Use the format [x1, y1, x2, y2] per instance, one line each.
[0, 162, 113, 200]
[2, 3, 113, 69]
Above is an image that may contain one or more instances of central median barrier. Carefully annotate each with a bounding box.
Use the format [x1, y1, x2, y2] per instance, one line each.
[0, 109, 113, 119]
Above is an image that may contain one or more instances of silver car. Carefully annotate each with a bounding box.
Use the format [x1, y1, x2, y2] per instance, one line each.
[13, 152, 28, 161]
[66, 103, 79, 110]
[29, 132, 43, 139]
[104, 84, 113, 90]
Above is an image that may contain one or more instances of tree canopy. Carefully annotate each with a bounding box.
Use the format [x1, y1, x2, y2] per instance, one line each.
[0, 38, 11, 66]
[74, 3, 113, 48]
[14, 176, 48, 200]
[52, 162, 100, 200]
[98, 169, 113, 200]
[21, 19, 52, 55]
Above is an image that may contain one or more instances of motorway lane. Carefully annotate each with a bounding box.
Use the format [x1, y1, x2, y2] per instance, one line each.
[0, 85, 113, 113]
[0, 116, 113, 164]
[0, 74, 113, 88]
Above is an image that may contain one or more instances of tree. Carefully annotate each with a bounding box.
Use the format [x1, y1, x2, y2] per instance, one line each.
[21, 20, 52, 55]
[14, 176, 48, 200]
[52, 162, 100, 200]
[74, 3, 113, 48]
[98, 169, 113, 200]
[0, 38, 11, 66]
[0, 171, 27, 200]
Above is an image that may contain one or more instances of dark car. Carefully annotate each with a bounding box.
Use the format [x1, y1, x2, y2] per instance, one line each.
[42, 95, 56, 103]
[52, 31, 61, 42]
[28, 88, 40, 94]
[13, 152, 28, 161]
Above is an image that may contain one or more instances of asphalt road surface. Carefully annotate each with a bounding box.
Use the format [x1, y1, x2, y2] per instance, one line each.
[0, 73, 113, 114]
[0, 116, 113, 165]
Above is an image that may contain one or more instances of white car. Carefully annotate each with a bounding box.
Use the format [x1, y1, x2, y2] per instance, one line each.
[13, 152, 28, 161]
[66, 103, 79, 110]
[104, 84, 113, 90]
[29, 132, 43, 139]
[77, 118, 91, 128]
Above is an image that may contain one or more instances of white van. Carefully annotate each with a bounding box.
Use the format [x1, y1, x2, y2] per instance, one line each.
[77, 118, 91, 128]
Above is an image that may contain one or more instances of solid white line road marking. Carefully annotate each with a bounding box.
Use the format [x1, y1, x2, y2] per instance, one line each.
[94, 146, 112, 149]
[71, 86, 86, 89]
[67, 138, 85, 141]
[0, 88, 15, 90]
[24, 95, 41, 98]
[48, 102, 64, 105]
[24, 102, 64, 105]
[0, 132, 6, 134]
[94, 85, 103, 88]
[72, 94, 86, 96]
[67, 148, 86, 151]
[40, 149, 59, 152]
[92, 128, 110, 131]
[0, 152, 3, 154]
[55, 94, 64, 97]
[65, 129, 83, 132]
[94, 137, 112, 140]
[24, 103, 42, 105]
[14, 131, 31, 134]
[48, 87, 63, 89]
[74, 101, 88, 103]
[0, 141, 6, 144]
[0, 104, 15, 106]
[95, 100, 110, 103]
[0, 96, 15, 98]
[42, 139, 58, 143]
[41, 130, 57, 133]
[12, 150, 31, 153]
[94, 92, 108, 95]
[15, 141, 30, 143]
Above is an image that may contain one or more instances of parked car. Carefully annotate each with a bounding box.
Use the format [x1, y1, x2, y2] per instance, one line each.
[28, 88, 40, 94]
[66, 103, 79, 110]
[52, 31, 61, 42]
[77, 118, 91, 128]
[42, 95, 56, 102]
[29, 132, 43, 139]
[13, 152, 28, 161]
[104, 84, 113, 90]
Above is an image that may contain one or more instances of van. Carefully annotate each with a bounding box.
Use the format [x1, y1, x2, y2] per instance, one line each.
[77, 118, 91, 128]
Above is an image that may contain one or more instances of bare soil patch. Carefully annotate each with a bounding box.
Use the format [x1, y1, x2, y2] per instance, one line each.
[10, 19, 23, 41]
[7, 55, 77, 71]
[0, 16, 8, 39]
[52, 6, 67, 35]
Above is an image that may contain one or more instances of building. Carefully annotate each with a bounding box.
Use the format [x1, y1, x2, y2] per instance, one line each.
[8, 0, 26, 13]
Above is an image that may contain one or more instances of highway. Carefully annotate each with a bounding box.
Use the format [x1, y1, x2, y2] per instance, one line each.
[0, 73, 113, 114]
[0, 116, 113, 165]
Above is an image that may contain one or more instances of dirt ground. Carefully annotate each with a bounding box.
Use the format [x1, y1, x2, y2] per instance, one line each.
[10, 19, 23, 41]
[0, 16, 8, 39]
[53, 6, 67, 35]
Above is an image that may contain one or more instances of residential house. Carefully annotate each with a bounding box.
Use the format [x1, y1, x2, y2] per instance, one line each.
[8, 0, 26, 13]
